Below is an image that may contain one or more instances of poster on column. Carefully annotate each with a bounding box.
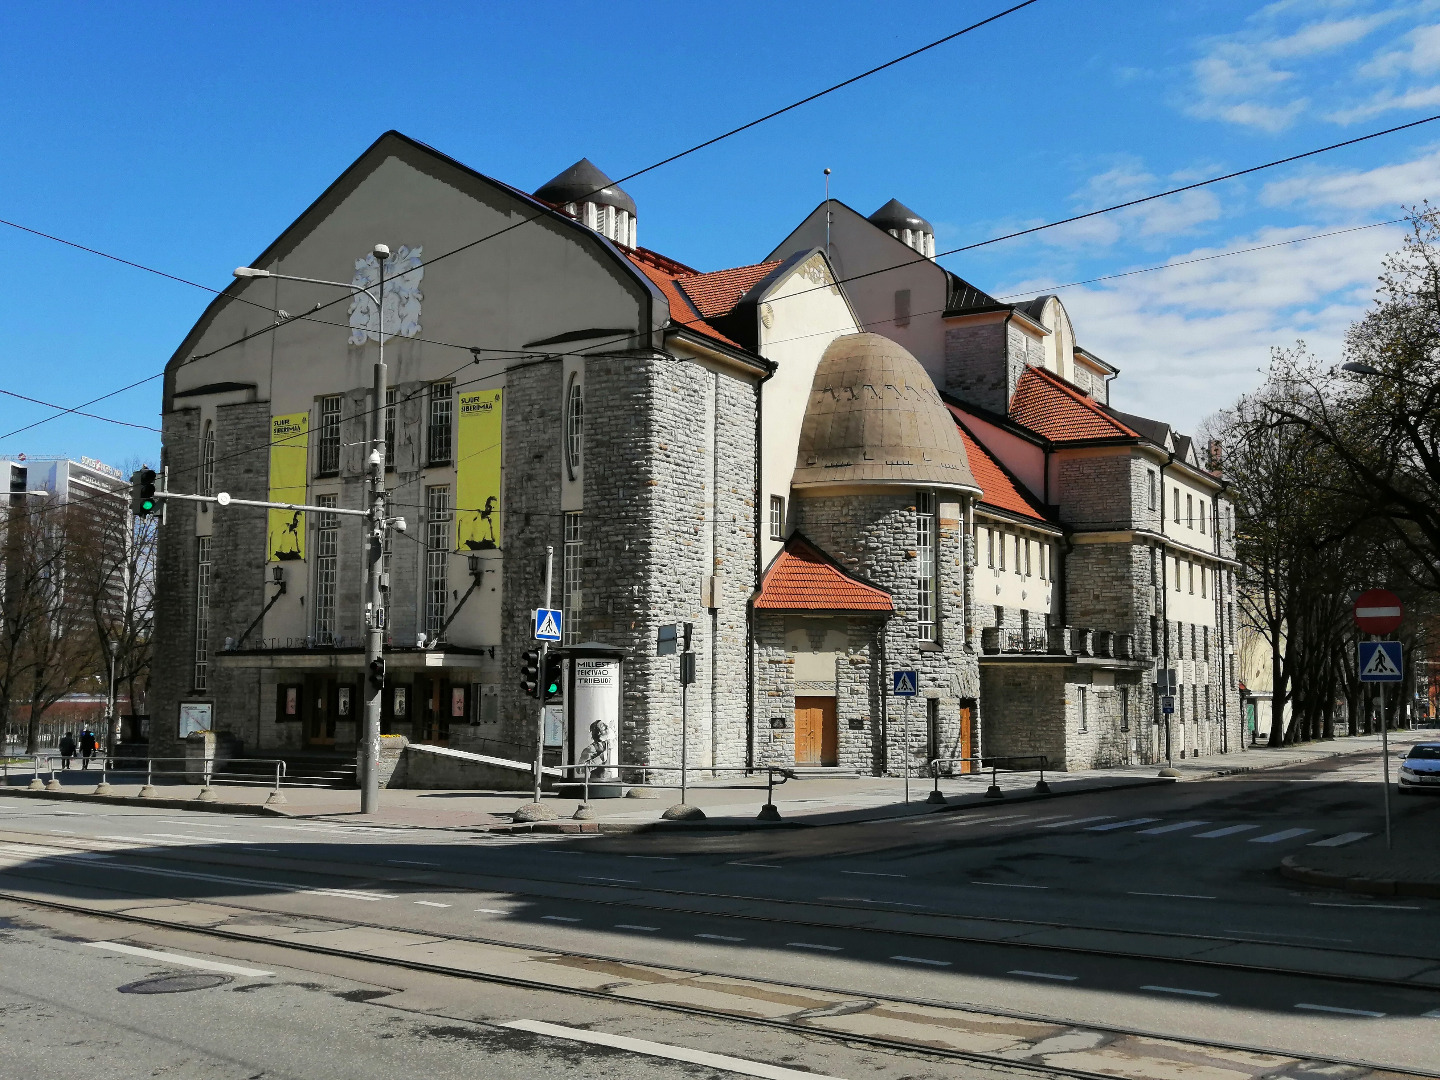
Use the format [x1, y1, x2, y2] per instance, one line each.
[267, 412, 309, 562]
[571, 658, 619, 780]
[454, 388, 503, 552]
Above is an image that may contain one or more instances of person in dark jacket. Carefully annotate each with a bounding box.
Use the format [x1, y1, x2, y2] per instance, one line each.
[58, 733, 76, 770]
[78, 729, 97, 769]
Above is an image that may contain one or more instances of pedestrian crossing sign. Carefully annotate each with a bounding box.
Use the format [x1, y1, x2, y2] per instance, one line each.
[533, 607, 563, 642]
[1358, 641, 1402, 683]
[892, 670, 918, 697]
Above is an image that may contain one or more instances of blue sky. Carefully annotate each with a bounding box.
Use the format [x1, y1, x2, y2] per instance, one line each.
[4, 0, 1439, 468]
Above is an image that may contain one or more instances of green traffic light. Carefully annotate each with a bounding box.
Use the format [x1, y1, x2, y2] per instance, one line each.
[141, 499, 155, 511]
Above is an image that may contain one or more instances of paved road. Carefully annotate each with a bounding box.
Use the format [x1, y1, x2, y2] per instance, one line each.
[1, 748, 1437, 1073]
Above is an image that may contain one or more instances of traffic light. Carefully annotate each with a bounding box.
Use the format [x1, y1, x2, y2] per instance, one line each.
[130, 468, 157, 517]
[519, 648, 540, 698]
[368, 656, 386, 690]
[542, 654, 563, 701]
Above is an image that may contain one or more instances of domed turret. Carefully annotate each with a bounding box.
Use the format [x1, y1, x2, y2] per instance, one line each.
[534, 158, 637, 247]
[793, 333, 978, 492]
[868, 199, 934, 258]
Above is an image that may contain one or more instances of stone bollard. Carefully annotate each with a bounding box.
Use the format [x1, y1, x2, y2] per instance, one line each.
[661, 803, 705, 821]
[93, 782, 112, 796]
[512, 802, 557, 823]
[195, 786, 218, 802]
[756, 803, 781, 821]
[45, 777, 61, 791]
[138, 786, 157, 799]
[572, 803, 596, 820]
[264, 790, 287, 808]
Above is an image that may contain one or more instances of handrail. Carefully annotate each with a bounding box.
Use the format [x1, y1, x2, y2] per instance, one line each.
[926, 754, 1051, 802]
[11, 753, 289, 802]
[548, 761, 798, 820]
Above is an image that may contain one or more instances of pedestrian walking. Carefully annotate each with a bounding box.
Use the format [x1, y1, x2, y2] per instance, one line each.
[58, 732, 76, 771]
[79, 729, 97, 770]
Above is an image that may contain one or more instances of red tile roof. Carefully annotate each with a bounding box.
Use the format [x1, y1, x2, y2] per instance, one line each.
[623, 249, 745, 350]
[755, 535, 894, 613]
[677, 261, 782, 319]
[1009, 366, 1140, 442]
[947, 410, 1049, 522]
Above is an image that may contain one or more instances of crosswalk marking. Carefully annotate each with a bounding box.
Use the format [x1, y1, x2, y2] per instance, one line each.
[1086, 817, 1161, 832]
[1250, 828, 1313, 844]
[1138, 820, 1209, 835]
[1309, 831, 1370, 848]
[1194, 824, 1259, 838]
[1037, 816, 1114, 829]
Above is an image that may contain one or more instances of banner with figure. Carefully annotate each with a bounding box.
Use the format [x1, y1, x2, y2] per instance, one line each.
[267, 412, 309, 562]
[455, 389, 503, 552]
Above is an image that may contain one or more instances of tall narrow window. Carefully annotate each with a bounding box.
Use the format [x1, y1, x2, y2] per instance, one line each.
[1024, 538, 1032, 578]
[915, 491, 937, 642]
[1014, 534, 1023, 576]
[565, 374, 584, 478]
[384, 388, 397, 469]
[1173, 488, 1181, 523]
[769, 495, 785, 540]
[318, 395, 343, 475]
[428, 381, 454, 465]
[1186, 493, 1194, 529]
[1147, 469, 1156, 511]
[1200, 564, 1207, 598]
[313, 494, 339, 644]
[1078, 686, 1089, 733]
[194, 536, 212, 691]
[563, 511, 582, 646]
[1121, 687, 1131, 732]
[986, 527, 994, 568]
[1199, 499, 1207, 534]
[201, 422, 216, 495]
[424, 485, 451, 639]
[997, 530, 1006, 571]
[1188, 561, 1194, 594]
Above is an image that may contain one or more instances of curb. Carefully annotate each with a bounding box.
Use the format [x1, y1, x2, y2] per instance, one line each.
[1279, 854, 1440, 899]
[0, 787, 282, 817]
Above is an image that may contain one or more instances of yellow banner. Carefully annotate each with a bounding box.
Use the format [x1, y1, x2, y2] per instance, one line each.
[267, 412, 309, 562]
[455, 389, 503, 552]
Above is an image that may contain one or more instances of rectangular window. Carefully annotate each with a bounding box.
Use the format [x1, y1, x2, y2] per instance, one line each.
[1199, 499, 1207, 534]
[424, 485, 451, 640]
[1203, 625, 1210, 662]
[427, 381, 454, 465]
[1186, 493, 1193, 528]
[1078, 686, 1088, 733]
[563, 511, 582, 646]
[1173, 488, 1181, 523]
[317, 395, 342, 475]
[1205, 684, 1212, 722]
[384, 388, 397, 469]
[1188, 561, 1194, 594]
[894, 288, 912, 328]
[1173, 555, 1181, 590]
[194, 536, 212, 690]
[1147, 470, 1157, 511]
[986, 527, 994, 568]
[1191, 624, 1198, 659]
[916, 491, 937, 642]
[769, 495, 785, 541]
[313, 494, 339, 644]
[997, 529, 1006, 571]
[1121, 687, 1131, 732]
[1024, 538, 1032, 578]
[1014, 534, 1022, 576]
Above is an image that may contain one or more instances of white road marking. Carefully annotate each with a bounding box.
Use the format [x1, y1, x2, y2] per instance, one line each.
[817, 896, 929, 908]
[387, 859, 440, 867]
[579, 875, 638, 883]
[542, 915, 580, 923]
[696, 933, 744, 942]
[1138, 821, 1209, 835]
[1296, 1003, 1385, 1018]
[146, 833, 247, 844]
[729, 861, 781, 868]
[971, 881, 1048, 889]
[36, 853, 399, 900]
[84, 941, 272, 978]
[1311, 902, 1421, 911]
[1129, 891, 1215, 900]
[990, 815, 1067, 828]
[474, 908, 510, 915]
[97, 834, 185, 846]
[1037, 816, 1114, 829]
[1194, 824, 1259, 838]
[152, 820, 235, 829]
[1142, 985, 1219, 998]
[413, 901, 450, 908]
[1010, 970, 1076, 981]
[840, 870, 906, 878]
[626, 855, 676, 861]
[1087, 817, 1161, 832]
[48, 828, 76, 834]
[1250, 828, 1313, 844]
[891, 955, 950, 967]
[615, 924, 659, 931]
[501, 1019, 850, 1080]
[1309, 832, 1371, 847]
[788, 942, 843, 951]
[1423, 1008, 1440, 1018]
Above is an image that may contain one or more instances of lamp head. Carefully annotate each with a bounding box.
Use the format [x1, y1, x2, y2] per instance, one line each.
[233, 267, 270, 278]
[372, 243, 390, 261]
[1341, 361, 1381, 376]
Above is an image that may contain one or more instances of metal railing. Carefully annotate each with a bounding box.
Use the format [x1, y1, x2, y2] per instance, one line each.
[926, 754, 1051, 803]
[549, 761, 798, 820]
[4, 753, 288, 804]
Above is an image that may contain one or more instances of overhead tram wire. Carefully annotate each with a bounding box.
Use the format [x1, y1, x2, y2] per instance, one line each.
[0, 387, 162, 433]
[1, 372, 165, 440]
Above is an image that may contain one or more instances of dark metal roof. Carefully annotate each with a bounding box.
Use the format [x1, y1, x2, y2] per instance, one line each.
[868, 198, 933, 235]
[533, 158, 636, 215]
[1103, 406, 1172, 449]
[943, 271, 1001, 312]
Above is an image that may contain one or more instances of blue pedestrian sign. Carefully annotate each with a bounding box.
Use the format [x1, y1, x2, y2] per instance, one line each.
[1358, 641, 1403, 683]
[1161, 695, 1175, 714]
[892, 670, 918, 697]
[533, 607, 563, 642]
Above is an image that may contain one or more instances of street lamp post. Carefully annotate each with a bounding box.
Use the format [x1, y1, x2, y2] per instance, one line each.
[106, 639, 118, 756]
[234, 245, 392, 814]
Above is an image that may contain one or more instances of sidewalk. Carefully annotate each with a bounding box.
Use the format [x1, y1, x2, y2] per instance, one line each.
[3, 731, 1422, 832]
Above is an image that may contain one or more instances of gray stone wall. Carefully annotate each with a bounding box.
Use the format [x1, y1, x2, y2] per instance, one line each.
[980, 664, 1145, 771]
[1055, 452, 1136, 531]
[943, 322, 1007, 414]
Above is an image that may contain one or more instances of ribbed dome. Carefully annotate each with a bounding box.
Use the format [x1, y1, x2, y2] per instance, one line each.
[793, 333, 979, 492]
[868, 198, 933, 236]
[534, 158, 636, 216]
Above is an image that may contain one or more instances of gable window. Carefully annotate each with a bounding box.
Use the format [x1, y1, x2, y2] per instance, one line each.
[565, 374, 583, 478]
[317, 395, 342, 476]
[1147, 469, 1157, 511]
[201, 421, 216, 495]
[915, 491, 937, 642]
[428, 380, 454, 465]
[769, 495, 785, 541]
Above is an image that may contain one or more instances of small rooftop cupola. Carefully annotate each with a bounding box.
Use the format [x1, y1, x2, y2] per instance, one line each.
[534, 158, 638, 248]
[868, 199, 934, 258]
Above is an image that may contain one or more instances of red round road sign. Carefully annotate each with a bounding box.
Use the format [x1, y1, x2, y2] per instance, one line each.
[1353, 589, 1403, 634]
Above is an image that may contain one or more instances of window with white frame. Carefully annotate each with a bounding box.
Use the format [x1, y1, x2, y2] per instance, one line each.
[985, 527, 994, 568]
[565, 374, 583, 478]
[1188, 561, 1195, 594]
[769, 495, 785, 541]
[563, 511, 581, 646]
[317, 394, 343, 475]
[997, 530, 1006, 571]
[313, 494, 339, 644]
[428, 381, 454, 465]
[1200, 564, 1207, 598]
[1173, 488, 1181, 523]
[194, 535, 212, 690]
[1014, 533, 1022, 576]
[1024, 537, 1032, 578]
[1186, 493, 1194, 529]
[201, 421, 216, 495]
[1199, 498, 1207, 534]
[424, 486, 451, 639]
[916, 491, 937, 642]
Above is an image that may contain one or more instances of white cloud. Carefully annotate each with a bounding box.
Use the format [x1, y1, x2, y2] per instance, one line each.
[1260, 143, 1440, 210]
[1361, 23, 1440, 76]
[1327, 81, 1440, 121]
[1034, 161, 1224, 249]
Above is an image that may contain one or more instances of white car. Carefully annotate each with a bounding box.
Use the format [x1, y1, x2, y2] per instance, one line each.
[1398, 742, 1440, 794]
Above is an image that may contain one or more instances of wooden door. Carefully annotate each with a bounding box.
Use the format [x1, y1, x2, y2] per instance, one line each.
[959, 702, 974, 774]
[305, 676, 336, 746]
[794, 697, 838, 767]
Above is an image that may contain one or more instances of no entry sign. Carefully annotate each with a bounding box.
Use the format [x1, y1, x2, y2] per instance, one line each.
[1353, 589, 1403, 635]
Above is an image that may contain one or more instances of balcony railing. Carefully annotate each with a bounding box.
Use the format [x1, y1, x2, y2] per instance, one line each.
[982, 625, 1138, 660]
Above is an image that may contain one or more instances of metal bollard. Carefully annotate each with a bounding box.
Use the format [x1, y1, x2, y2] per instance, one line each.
[138, 758, 157, 799]
[574, 765, 595, 820]
[93, 755, 112, 796]
[984, 762, 1004, 799]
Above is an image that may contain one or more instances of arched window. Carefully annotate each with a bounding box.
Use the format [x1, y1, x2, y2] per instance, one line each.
[566, 374, 583, 478]
[201, 422, 216, 494]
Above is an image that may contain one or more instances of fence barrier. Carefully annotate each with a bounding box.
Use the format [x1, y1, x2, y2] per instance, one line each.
[926, 755, 1051, 802]
[3, 754, 288, 805]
